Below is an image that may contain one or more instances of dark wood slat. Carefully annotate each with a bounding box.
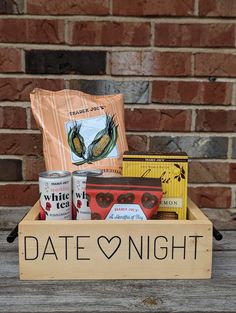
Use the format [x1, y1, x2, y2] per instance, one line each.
[203, 208, 236, 231]
[213, 231, 236, 251]
[0, 275, 235, 313]
[0, 208, 29, 230]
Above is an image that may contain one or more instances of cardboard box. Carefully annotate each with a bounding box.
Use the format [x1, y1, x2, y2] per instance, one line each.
[18, 198, 212, 280]
[122, 152, 188, 219]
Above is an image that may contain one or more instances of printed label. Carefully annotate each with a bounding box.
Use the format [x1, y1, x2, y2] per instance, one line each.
[160, 198, 183, 208]
[73, 177, 91, 220]
[39, 179, 71, 220]
[106, 204, 147, 220]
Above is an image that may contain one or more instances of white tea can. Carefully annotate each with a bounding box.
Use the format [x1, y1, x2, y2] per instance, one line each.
[72, 170, 102, 220]
[39, 171, 72, 220]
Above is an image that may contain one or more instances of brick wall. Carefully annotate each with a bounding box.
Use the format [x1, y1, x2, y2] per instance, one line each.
[0, 0, 236, 212]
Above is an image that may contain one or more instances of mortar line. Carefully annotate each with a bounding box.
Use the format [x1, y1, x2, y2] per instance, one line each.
[1, 43, 236, 53]
[123, 104, 236, 110]
[1, 102, 236, 110]
[228, 137, 233, 159]
[191, 109, 196, 131]
[146, 136, 150, 152]
[109, 0, 112, 15]
[0, 181, 38, 185]
[1, 128, 236, 136]
[0, 155, 235, 163]
[0, 73, 235, 82]
[0, 102, 30, 107]
[22, 155, 26, 180]
[0, 155, 24, 160]
[0, 129, 41, 134]
[64, 18, 70, 44]
[1, 14, 236, 23]
[23, 0, 27, 14]
[65, 80, 70, 89]
[188, 183, 236, 187]
[126, 131, 236, 137]
[26, 107, 31, 129]
[148, 81, 153, 104]
[232, 83, 236, 106]
[0, 181, 235, 187]
[235, 22, 236, 47]
[191, 53, 195, 77]
[21, 48, 25, 73]
[150, 20, 155, 47]
[194, 0, 199, 16]
[231, 186, 236, 208]
[106, 51, 111, 75]
[188, 159, 236, 163]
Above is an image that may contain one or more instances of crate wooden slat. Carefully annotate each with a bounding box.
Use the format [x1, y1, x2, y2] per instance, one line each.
[18, 198, 212, 280]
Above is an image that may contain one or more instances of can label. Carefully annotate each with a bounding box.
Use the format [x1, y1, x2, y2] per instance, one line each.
[73, 176, 90, 220]
[72, 170, 102, 220]
[39, 172, 71, 220]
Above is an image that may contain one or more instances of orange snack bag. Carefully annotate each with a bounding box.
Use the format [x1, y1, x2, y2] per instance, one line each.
[31, 89, 128, 176]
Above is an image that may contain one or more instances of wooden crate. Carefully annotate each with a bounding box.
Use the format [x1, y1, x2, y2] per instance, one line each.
[18, 198, 212, 280]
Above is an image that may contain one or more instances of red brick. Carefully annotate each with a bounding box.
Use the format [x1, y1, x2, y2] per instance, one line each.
[0, 134, 42, 155]
[189, 161, 236, 183]
[155, 23, 235, 47]
[229, 164, 236, 183]
[125, 109, 191, 131]
[69, 21, 151, 46]
[0, 184, 39, 206]
[199, 0, 236, 17]
[0, 78, 64, 101]
[195, 53, 236, 77]
[189, 187, 231, 208]
[27, 0, 109, 15]
[152, 81, 232, 105]
[111, 52, 192, 76]
[30, 110, 39, 130]
[127, 135, 147, 152]
[0, 107, 26, 129]
[0, 19, 64, 43]
[196, 109, 236, 131]
[113, 0, 194, 16]
[0, 48, 22, 72]
[0, 159, 22, 181]
[23, 157, 46, 181]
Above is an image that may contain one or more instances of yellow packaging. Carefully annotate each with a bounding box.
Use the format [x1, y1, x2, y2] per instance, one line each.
[122, 152, 188, 219]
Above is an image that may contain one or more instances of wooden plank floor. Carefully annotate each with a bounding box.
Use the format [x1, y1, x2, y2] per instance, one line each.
[0, 208, 236, 313]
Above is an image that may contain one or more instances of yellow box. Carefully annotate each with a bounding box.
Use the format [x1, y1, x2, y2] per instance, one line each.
[122, 152, 188, 219]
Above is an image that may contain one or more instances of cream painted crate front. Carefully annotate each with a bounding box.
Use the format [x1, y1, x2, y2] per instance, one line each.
[19, 199, 212, 280]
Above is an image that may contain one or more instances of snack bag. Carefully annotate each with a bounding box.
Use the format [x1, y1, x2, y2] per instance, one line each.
[86, 177, 163, 220]
[30, 89, 128, 176]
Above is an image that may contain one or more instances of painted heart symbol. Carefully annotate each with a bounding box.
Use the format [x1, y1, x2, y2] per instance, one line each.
[97, 236, 121, 259]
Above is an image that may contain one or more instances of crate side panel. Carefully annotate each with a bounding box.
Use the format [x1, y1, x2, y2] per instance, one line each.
[19, 221, 212, 280]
